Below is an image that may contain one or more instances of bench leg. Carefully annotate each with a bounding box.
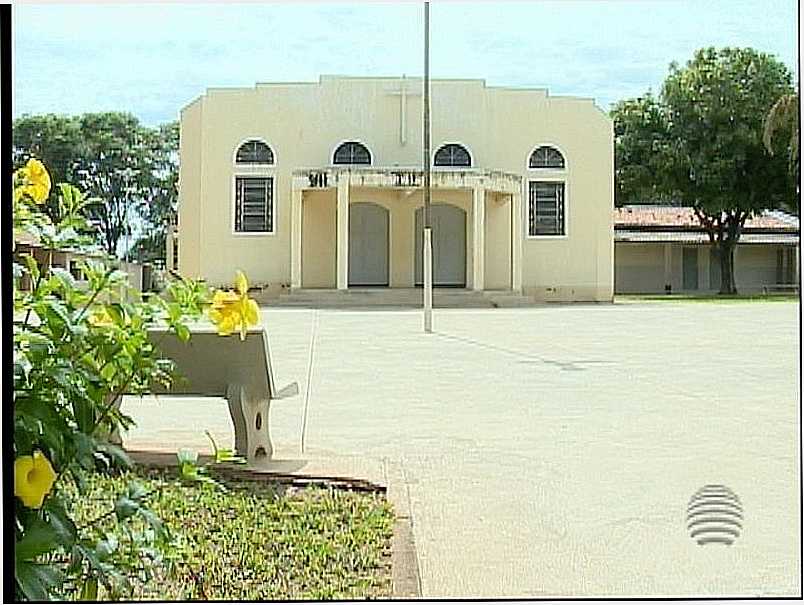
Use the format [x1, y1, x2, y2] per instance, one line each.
[225, 385, 273, 463]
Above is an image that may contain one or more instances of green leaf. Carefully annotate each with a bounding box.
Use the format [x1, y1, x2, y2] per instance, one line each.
[114, 496, 140, 521]
[176, 449, 198, 466]
[72, 396, 95, 435]
[44, 497, 78, 546]
[96, 533, 119, 559]
[79, 576, 98, 601]
[94, 442, 132, 470]
[139, 509, 169, 540]
[15, 561, 62, 601]
[50, 267, 77, 292]
[175, 323, 190, 342]
[23, 254, 40, 284]
[15, 516, 60, 561]
[127, 481, 148, 501]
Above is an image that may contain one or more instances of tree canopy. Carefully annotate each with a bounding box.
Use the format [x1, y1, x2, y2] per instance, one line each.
[611, 47, 796, 293]
[13, 113, 178, 260]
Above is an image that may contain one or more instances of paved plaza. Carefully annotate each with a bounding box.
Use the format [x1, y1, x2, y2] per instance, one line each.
[123, 301, 801, 597]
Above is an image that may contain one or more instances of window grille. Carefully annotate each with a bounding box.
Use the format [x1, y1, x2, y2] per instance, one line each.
[333, 141, 371, 165]
[434, 143, 471, 167]
[235, 177, 273, 233]
[528, 181, 565, 235]
[529, 146, 565, 169]
[235, 140, 274, 164]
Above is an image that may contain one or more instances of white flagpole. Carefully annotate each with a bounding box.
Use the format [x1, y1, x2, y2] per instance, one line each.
[423, 0, 433, 333]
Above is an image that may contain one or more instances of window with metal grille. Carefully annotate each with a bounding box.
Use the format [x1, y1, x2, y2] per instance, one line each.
[528, 181, 565, 236]
[333, 141, 371, 165]
[235, 140, 274, 164]
[529, 146, 565, 169]
[235, 177, 273, 233]
[434, 143, 471, 167]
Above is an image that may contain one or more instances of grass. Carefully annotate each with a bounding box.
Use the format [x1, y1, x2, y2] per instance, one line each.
[616, 293, 799, 304]
[63, 469, 394, 600]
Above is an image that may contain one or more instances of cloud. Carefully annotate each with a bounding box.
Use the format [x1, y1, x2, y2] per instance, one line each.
[13, 0, 797, 124]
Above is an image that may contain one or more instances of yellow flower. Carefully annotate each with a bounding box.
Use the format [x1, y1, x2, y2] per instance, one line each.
[234, 270, 249, 296]
[14, 158, 51, 204]
[208, 271, 260, 340]
[15, 451, 57, 509]
[88, 308, 115, 327]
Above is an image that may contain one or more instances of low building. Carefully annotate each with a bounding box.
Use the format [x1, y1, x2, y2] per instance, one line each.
[176, 75, 614, 302]
[614, 206, 800, 294]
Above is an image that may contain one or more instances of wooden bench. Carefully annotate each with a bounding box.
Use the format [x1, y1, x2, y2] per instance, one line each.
[116, 325, 299, 464]
[761, 284, 800, 295]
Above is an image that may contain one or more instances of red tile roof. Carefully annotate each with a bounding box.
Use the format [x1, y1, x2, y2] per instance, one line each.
[614, 206, 799, 232]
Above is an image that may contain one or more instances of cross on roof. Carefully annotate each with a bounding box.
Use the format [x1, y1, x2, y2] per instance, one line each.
[385, 76, 421, 146]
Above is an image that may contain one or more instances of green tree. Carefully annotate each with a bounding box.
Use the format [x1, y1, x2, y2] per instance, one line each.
[612, 47, 796, 294]
[133, 121, 179, 263]
[12, 114, 85, 221]
[611, 93, 672, 206]
[75, 113, 151, 257]
[13, 113, 180, 260]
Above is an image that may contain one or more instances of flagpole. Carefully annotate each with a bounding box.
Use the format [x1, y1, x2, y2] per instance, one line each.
[422, 0, 433, 333]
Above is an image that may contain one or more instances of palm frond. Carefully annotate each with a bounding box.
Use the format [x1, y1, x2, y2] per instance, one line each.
[763, 93, 799, 157]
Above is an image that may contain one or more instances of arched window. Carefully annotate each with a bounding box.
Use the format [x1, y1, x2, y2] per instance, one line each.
[529, 145, 565, 169]
[333, 141, 372, 165]
[235, 140, 274, 164]
[434, 143, 472, 167]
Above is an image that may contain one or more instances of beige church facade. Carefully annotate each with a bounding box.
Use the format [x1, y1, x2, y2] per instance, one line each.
[175, 75, 614, 301]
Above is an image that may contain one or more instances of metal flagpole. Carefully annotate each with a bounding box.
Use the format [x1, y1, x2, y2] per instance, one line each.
[422, 0, 433, 333]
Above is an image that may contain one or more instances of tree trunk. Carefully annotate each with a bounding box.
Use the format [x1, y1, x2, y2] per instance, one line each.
[718, 242, 737, 294]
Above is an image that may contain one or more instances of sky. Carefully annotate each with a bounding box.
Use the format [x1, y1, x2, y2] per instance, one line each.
[13, 1, 799, 126]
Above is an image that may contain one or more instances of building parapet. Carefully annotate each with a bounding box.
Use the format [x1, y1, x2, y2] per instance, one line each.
[291, 166, 522, 194]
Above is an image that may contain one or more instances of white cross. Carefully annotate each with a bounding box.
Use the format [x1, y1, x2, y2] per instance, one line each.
[386, 75, 421, 146]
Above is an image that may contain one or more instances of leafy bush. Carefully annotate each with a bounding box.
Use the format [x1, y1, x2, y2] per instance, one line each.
[12, 159, 259, 600]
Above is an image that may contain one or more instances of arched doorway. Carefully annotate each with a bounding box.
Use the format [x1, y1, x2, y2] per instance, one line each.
[349, 202, 389, 286]
[414, 203, 466, 287]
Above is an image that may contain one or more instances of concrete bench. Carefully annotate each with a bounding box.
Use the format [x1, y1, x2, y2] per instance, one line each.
[118, 325, 298, 464]
[761, 284, 800, 295]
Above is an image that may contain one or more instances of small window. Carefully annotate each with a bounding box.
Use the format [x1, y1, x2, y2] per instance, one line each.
[528, 181, 565, 236]
[529, 146, 565, 169]
[434, 143, 471, 167]
[172, 234, 179, 270]
[235, 140, 274, 164]
[235, 176, 273, 233]
[333, 141, 371, 165]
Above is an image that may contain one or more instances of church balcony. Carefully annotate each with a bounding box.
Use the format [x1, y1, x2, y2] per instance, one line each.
[291, 166, 522, 194]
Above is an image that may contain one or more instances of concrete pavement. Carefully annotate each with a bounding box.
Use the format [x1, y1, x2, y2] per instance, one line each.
[122, 301, 801, 597]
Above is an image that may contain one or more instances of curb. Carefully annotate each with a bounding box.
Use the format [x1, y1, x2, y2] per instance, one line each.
[383, 456, 423, 598]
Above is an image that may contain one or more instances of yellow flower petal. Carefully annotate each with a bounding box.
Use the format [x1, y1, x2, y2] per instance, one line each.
[15, 451, 56, 509]
[88, 308, 114, 327]
[244, 299, 260, 327]
[215, 311, 239, 336]
[20, 159, 51, 204]
[234, 271, 249, 296]
[211, 290, 239, 307]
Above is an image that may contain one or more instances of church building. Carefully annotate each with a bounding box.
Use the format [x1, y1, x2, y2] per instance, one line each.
[174, 75, 614, 302]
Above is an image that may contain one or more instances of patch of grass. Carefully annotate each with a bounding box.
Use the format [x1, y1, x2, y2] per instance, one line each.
[616, 293, 799, 304]
[64, 469, 394, 600]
